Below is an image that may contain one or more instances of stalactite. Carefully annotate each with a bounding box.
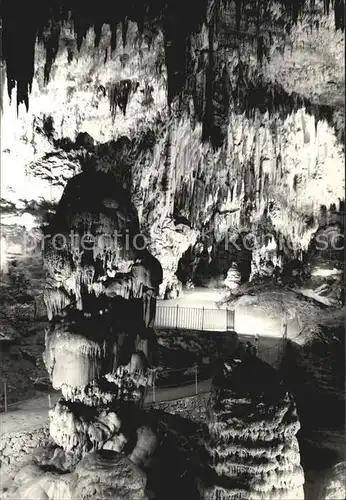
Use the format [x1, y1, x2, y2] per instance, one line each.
[235, 0, 243, 30]
[202, 7, 216, 145]
[230, 63, 336, 131]
[94, 22, 103, 47]
[335, 0, 345, 30]
[49, 400, 123, 455]
[161, 127, 174, 212]
[44, 288, 72, 320]
[37, 21, 62, 86]
[109, 26, 117, 54]
[108, 80, 139, 118]
[163, 8, 185, 106]
[122, 19, 129, 47]
[2, 1, 36, 110]
[2, 0, 344, 110]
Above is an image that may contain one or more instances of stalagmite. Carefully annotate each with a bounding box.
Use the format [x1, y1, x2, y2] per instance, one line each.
[224, 262, 242, 291]
[319, 462, 346, 500]
[49, 401, 122, 455]
[5, 170, 162, 499]
[201, 357, 305, 500]
[72, 451, 149, 500]
[129, 426, 159, 468]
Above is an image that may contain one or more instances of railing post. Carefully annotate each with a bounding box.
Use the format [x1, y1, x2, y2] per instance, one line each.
[152, 369, 156, 403]
[254, 334, 259, 357]
[175, 304, 179, 329]
[48, 394, 52, 409]
[4, 381, 7, 413]
[226, 307, 235, 331]
[201, 307, 204, 331]
[283, 322, 287, 354]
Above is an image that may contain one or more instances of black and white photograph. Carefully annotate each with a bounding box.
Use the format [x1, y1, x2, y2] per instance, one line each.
[0, 1, 345, 499]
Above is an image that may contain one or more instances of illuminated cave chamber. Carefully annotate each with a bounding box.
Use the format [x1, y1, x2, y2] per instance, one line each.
[0, 0, 345, 498]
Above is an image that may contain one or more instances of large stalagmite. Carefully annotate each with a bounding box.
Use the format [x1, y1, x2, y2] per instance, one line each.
[43, 169, 162, 449]
[202, 357, 305, 500]
[3, 169, 163, 499]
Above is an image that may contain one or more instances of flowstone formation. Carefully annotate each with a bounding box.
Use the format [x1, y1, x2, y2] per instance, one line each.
[201, 357, 305, 500]
[4, 169, 163, 499]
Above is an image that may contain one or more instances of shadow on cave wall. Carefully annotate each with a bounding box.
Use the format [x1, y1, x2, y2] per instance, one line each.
[279, 332, 345, 499]
[147, 409, 206, 500]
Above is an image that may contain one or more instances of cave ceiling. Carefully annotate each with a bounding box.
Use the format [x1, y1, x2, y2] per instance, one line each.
[1, 0, 345, 128]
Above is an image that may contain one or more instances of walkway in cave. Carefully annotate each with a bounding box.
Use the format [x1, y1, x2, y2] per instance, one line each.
[0, 333, 282, 436]
[0, 379, 211, 436]
[159, 287, 296, 338]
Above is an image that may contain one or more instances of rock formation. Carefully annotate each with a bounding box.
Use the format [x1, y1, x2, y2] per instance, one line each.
[202, 357, 305, 499]
[3, 169, 162, 499]
[1, 0, 344, 296]
[42, 168, 162, 449]
[72, 451, 149, 500]
[319, 462, 346, 500]
[5, 450, 151, 500]
[224, 263, 242, 291]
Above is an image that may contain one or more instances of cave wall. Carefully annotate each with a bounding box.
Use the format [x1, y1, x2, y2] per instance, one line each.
[1, 0, 344, 295]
